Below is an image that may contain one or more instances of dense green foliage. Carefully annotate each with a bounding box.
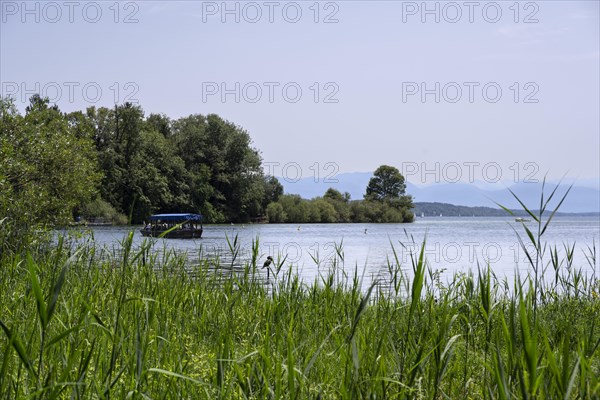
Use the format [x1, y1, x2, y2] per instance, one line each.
[84, 103, 273, 224]
[267, 189, 414, 223]
[0, 232, 598, 398]
[0, 96, 285, 249]
[0, 96, 100, 253]
[79, 198, 128, 225]
[365, 165, 407, 202]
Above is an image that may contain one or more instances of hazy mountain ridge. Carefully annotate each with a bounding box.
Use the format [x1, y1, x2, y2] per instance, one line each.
[412, 202, 598, 217]
[278, 173, 600, 213]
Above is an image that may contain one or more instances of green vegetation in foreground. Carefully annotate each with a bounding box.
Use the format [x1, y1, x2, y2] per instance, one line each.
[1, 226, 599, 397]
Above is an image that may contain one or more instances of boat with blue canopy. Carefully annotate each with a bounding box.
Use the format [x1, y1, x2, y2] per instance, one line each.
[140, 213, 203, 239]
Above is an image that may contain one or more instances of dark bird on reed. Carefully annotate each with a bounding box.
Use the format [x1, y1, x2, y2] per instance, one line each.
[263, 256, 274, 280]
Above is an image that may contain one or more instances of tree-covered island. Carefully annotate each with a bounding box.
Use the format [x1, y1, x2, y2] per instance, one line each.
[1, 96, 414, 250]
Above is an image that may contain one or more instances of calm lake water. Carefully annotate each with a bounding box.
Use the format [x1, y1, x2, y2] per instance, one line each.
[74, 216, 600, 287]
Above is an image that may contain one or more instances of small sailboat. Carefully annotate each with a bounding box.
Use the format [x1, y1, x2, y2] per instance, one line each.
[515, 217, 531, 223]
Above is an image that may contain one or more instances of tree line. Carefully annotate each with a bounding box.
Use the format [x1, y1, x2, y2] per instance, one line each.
[0, 96, 413, 251]
[267, 164, 414, 223]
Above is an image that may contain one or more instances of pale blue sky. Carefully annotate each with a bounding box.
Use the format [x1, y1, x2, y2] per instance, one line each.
[1, 1, 598, 184]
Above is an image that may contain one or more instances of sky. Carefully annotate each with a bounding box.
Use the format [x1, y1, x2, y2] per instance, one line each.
[1, 0, 599, 187]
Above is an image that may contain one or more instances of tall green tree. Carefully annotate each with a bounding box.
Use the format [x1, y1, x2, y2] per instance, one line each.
[365, 165, 407, 201]
[0, 96, 100, 251]
[128, 128, 191, 222]
[364, 165, 414, 222]
[115, 103, 144, 218]
[171, 114, 266, 222]
[263, 176, 283, 210]
[146, 113, 172, 137]
[84, 105, 196, 223]
[83, 104, 143, 217]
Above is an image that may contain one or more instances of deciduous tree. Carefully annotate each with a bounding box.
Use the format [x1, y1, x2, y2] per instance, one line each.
[0, 96, 100, 252]
[365, 165, 407, 201]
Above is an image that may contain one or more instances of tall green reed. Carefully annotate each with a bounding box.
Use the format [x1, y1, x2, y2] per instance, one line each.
[1, 182, 599, 398]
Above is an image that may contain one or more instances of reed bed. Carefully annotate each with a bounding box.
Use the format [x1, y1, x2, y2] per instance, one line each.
[0, 230, 598, 399]
[1, 187, 599, 398]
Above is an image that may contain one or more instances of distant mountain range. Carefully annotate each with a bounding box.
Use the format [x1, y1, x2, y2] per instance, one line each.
[277, 172, 600, 214]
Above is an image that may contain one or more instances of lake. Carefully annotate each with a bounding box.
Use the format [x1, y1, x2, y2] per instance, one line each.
[76, 216, 599, 288]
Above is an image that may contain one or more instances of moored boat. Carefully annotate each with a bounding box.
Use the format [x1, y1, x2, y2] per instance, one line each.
[140, 213, 203, 239]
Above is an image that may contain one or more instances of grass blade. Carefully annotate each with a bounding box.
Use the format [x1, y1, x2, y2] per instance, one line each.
[0, 319, 37, 379]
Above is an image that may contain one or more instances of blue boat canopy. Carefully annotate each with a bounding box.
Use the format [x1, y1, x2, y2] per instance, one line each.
[149, 213, 202, 222]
